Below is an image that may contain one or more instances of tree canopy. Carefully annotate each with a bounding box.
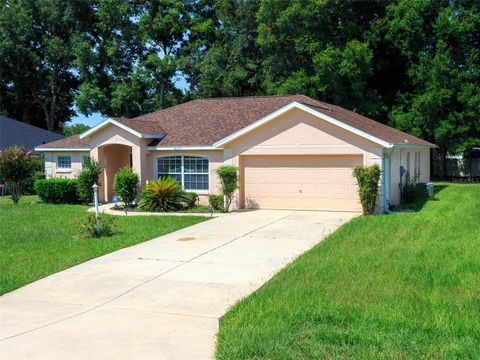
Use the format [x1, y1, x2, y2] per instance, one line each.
[0, 0, 478, 158]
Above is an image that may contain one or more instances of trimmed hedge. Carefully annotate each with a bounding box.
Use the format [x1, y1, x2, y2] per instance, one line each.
[34, 178, 80, 204]
[352, 164, 381, 215]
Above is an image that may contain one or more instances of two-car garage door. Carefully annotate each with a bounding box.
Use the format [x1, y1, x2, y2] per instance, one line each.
[242, 155, 362, 212]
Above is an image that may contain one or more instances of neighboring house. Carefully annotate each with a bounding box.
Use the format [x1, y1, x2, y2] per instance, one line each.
[0, 115, 64, 151]
[35, 95, 435, 212]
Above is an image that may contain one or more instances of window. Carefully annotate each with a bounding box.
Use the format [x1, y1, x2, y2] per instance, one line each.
[157, 156, 209, 191]
[57, 156, 72, 169]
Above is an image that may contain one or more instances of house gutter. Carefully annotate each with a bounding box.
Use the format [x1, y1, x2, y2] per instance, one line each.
[34, 147, 90, 152]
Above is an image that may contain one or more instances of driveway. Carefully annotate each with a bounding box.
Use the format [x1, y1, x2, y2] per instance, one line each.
[0, 210, 357, 359]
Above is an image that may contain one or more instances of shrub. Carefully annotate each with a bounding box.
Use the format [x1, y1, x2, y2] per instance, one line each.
[183, 192, 199, 209]
[216, 165, 239, 212]
[402, 177, 427, 204]
[34, 178, 79, 204]
[113, 167, 139, 208]
[77, 159, 102, 204]
[353, 164, 381, 215]
[0, 147, 39, 204]
[73, 213, 116, 238]
[139, 177, 185, 212]
[208, 194, 224, 211]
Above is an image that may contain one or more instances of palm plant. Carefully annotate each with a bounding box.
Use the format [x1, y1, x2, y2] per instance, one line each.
[139, 177, 185, 212]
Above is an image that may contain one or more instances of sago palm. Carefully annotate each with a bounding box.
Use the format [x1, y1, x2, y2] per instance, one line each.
[139, 177, 185, 211]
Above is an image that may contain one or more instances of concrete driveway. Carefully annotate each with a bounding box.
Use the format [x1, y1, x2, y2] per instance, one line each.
[0, 210, 357, 359]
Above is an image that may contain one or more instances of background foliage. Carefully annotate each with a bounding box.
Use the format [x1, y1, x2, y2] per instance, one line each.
[1, 0, 478, 163]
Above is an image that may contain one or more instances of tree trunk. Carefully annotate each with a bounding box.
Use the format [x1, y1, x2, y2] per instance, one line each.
[40, 103, 55, 131]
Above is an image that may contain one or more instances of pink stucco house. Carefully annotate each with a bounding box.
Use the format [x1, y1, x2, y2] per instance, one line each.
[35, 95, 435, 212]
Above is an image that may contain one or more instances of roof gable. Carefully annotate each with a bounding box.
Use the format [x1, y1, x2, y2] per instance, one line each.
[79, 118, 165, 139]
[213, 101, 392, 148]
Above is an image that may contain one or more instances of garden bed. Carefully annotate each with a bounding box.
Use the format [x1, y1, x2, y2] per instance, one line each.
[106, 204, 223, 216]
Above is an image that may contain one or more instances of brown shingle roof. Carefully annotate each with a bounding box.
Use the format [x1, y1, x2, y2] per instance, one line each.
[131, 95, 433, 147]
[36, 135, 90, 149]
[39, 95, 434, 149]
[111, 117, 166, 135]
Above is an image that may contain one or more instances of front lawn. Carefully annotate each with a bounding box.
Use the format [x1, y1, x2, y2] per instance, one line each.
[216, 183, 480, 359]
[0, 196, 207, 295]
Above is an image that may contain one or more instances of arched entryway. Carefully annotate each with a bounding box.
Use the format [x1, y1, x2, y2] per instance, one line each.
[97, 144, 132, 202]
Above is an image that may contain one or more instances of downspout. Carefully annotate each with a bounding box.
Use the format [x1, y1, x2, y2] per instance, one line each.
[383, 148, 395, 214]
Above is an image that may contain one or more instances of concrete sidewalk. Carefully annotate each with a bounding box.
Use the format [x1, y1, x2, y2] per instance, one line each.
[0, 210, 358, 359]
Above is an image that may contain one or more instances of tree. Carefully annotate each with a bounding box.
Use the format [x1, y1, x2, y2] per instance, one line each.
[138, 0, 190, 109]
[0, 147, 39, 204]
[76, 0, 188, 119]
[256, 0, 386, 120]
[61, 124, 91, 137]
[75, 0, 144, 118]
[310, 40, 383, 118]
[184, 0, 262, 98]
[387, 0, 480, 176]
[0, 0, 92, 130]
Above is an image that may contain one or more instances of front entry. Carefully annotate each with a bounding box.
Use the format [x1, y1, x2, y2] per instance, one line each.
[241, 155, 362, 211]
[98, 144, 132, 202]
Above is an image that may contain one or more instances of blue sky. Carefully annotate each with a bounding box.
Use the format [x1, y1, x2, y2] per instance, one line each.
[71, 75, 189, 127]
[70, 112, 106, 127]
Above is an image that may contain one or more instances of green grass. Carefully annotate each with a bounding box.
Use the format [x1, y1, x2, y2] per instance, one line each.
[216, 183, 480, 359]
[0, 196, 207, 295]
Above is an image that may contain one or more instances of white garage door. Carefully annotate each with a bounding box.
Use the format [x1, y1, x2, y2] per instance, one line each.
[242, 155, 362, 211]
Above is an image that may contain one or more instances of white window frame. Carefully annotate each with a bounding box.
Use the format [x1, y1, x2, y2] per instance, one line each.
[155, 155, 210, 194]
[56, 155, 72, 172]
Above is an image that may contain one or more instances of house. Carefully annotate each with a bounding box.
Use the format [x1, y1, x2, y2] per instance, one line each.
[35, 95, 435, 212]
[0, 115, 64, 151]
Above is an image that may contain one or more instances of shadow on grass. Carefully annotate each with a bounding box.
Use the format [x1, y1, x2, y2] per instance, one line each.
[409, 183, 449, 211]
